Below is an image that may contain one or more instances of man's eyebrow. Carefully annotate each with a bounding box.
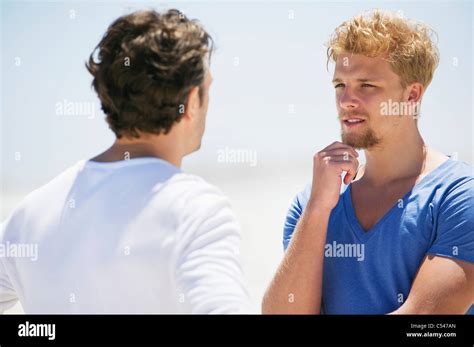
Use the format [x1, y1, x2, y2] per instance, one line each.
[332, 78, 381, 83]
[356, 78, 380, 82]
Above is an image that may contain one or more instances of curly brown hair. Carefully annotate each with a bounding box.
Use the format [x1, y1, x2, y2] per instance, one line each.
[86, 9, 213, 138]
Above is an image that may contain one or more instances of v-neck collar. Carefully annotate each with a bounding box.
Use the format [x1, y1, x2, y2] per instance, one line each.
[342, 158, 454, 242]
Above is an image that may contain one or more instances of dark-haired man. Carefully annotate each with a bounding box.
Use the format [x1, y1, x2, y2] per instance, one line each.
[0, 9, 252, 314]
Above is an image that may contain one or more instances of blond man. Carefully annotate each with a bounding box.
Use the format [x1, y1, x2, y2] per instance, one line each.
[263, 10, 474, 314]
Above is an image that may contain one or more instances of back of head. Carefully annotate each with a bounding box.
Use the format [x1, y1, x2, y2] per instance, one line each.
[86, 9, 213, 139]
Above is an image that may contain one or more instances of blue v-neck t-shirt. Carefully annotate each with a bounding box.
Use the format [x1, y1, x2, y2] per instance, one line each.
[283, 158, 474, 314]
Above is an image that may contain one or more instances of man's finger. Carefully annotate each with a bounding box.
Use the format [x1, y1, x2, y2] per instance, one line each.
[321, 142, 358, 158]
[319, 149, 358, 160]
[325, 158, 359, 184]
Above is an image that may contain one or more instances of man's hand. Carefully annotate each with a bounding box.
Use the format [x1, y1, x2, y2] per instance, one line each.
[262, 141, 359, 314]
[309, 141, 359, 211]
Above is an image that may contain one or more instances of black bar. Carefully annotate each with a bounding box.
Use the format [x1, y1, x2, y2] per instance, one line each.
[0, 314, 472, 345]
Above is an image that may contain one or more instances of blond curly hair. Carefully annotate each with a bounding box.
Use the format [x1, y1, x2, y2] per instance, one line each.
[327, 9, 439, 88]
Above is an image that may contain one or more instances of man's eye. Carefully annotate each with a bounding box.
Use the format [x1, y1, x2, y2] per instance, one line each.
[334, 83, 344, 88]
[361, 83, 376, 88]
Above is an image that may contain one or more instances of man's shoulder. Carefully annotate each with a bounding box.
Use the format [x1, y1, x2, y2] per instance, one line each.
[437, 160, 474, 206]
[448, 159, 474, 179]
[160, 173, 239, 242]
[13, 161, 84, 209]
[162, 172, 228, 200]
[425, 149, 472, 182]
[1, 161, 85, 239]
[150, 172, 233, 223]
[431, 158, 473, 197]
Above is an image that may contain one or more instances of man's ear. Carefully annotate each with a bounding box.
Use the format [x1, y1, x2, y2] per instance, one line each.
[183, 86, 200, 121]
[406, 82, 424, 104]
[404, 82, 424, 120]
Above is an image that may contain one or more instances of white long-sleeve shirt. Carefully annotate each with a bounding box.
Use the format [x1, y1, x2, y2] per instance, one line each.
[0, 157, 252, 313]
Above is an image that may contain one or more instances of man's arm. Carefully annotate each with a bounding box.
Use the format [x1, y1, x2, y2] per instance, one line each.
[262, 203, 331, 314]
[262, 142, 359, 314]
[391, 255, 474, 314]
[175, 181, 253, 314]
[392, 178, 474, 314]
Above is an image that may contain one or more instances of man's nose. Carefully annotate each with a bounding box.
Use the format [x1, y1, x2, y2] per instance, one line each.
[338, 87, 359, 110]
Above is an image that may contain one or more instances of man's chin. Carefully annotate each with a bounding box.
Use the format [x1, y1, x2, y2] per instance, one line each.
[341, 131, 380, 150]
[342, 139, 366, 150]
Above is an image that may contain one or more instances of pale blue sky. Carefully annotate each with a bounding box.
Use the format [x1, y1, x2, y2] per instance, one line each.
[1, 0, 473, 192]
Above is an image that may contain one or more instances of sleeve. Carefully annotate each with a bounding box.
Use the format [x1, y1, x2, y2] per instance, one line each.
[175, 182, 254, 314]
[283, 185, 311, 251]
[0, 223, 19, 313]
[427, 179, 474, 263]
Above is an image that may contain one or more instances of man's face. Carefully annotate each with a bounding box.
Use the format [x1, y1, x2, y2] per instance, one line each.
[333, 54, 407, 149]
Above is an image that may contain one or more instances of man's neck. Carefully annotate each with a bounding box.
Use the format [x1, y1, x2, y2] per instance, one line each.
[91, 136, 184, 168]
[361, 127, 428, 186]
